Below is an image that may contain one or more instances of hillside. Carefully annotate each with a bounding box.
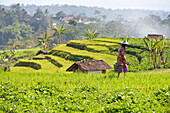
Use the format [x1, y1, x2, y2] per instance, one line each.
[1, 37, 170, 112]
[12, 37, 170, 73]
[1, 4, 170, 21]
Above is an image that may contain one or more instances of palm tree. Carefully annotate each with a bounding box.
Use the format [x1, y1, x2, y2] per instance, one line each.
[52, 23, 66, 44]
[83, 29, 100, 39]
[35, 32, 52, 51]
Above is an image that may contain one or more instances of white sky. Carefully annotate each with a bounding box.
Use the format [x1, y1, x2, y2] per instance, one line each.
[0, 0, 170, 11]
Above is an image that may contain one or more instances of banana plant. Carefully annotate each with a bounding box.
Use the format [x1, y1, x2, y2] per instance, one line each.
[52, 23, 66, 44]
[83, 29, 100, 39]
[151, 38, 164, 68]
[139, 37, 152, 64]
[0, 43, 20, 71]
[157, 38, 169, 67]
[140, 37, 164, 69]
[35, 32, 53, 50]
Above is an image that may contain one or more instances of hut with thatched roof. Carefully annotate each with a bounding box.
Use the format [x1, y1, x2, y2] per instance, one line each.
[66, 60, 112, 74]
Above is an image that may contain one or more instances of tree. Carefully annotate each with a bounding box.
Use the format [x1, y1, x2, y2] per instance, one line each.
[105, 21, 125, 37]
[102, 15, 107, 21]
[55, 11, 67, 18]
[150, 14, 161, 22]
[69, 20, 77, 26]
[83, 29, 100, 39]
[52, 23, 66, 44]
[0, 22, 34, 45]
[45, 9, 49, 15]
[35, 32, 53, 51]
[11, 3, 22, 19]
[0, 8, 6, 28]
[94, 10, 101, 15]
[30, 8, 51, 32]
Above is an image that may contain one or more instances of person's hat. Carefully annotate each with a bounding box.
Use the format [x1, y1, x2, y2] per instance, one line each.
[121, 40, 129, 45]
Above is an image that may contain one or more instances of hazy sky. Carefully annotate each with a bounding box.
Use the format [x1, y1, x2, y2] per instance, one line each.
[1, 0, 170, 11]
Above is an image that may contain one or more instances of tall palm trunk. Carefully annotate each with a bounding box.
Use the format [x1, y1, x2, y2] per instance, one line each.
[59, 35, 61, 44]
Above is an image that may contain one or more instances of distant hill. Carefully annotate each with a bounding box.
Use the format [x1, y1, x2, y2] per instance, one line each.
[1, 4, 170, 21]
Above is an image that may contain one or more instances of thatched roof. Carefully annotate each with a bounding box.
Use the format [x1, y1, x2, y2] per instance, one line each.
[147, 34, 163, 39]
[66, 60, 112, 71]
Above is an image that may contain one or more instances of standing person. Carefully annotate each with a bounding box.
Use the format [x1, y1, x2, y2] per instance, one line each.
[117, 40, 129, 78]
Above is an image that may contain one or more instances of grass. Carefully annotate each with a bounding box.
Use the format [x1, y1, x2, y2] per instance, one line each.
[45, 55, 74, 72]
[69, 39, 119, 47]
[92, 37, 123, 43]
[14, 59, 59, 73]
[1, 70, 169, 112]
[0, 69, 169, 95]
[0, 37, 169, 112]
[15, 48, 39, 57]
[52, 44, 117, 66]
[86, 45, 109, 51]
[10, 67, 37, 72]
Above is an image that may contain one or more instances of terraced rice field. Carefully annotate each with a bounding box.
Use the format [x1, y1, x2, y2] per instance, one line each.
[12, 37, 170, 72]
[1, 37, 170, 112]
[53, 45, 116, 65]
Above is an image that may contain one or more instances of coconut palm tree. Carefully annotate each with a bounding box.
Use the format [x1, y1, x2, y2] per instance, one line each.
[83, 29, 100, 39]
[52, 23, 66, 44]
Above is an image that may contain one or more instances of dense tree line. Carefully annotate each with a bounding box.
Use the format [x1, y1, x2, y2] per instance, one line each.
[0, 4, 170, 49]
[0, 4, 51, 49]
[2, 4, 169, 21]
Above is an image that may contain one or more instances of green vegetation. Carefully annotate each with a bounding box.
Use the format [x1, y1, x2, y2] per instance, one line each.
[0, 44, 21, 71]
[14, 59, 59, 73]
[68, 40, 119, 47]
[83, 29, 100, 39]
[0, 36, 170, 112]
[15, 49, 39, 58]
[86, 45, 109, 51]
[0, 70, 169, 112]
[0, 4, 170, 112]
[1, 4, 170, 50]
[52, 23, 66, 44]
[35, 32, 53, 51]
[8, 37, 168, 72]
[46, 55, 74, 70]
[52, 44, 116, 66]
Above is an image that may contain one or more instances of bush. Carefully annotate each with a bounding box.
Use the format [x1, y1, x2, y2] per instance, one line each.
[14, 60, 41, 70]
